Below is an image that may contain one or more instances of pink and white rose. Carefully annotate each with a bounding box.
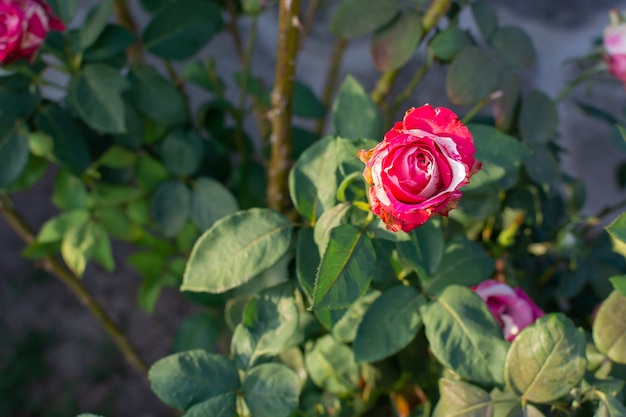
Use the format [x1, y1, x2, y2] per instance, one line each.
[0, 0, 64, 65]
[357, 104, 480, 233]
[472, 279, 544, 342]
[604, 11, 626, 85]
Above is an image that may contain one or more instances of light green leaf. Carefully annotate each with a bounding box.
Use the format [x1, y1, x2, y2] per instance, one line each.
[61, 219, 98, 277]
[593, 290, 626, 364]
[37, 210, 91, 243]
[333, 76, 382, 140]
[70, 64, 129, 134]
[305, 335, 360, 395]
[353, 286, 424, 362]
[182, 208, 293, 293]
[609, 275, 626, 297]
[423, 285, 509, 385]
[312, 224, 375, 310]
[313, 203, 351, 256]
[329, 0, 400, 39]
[505, 314, 587, 403]
[79, 0, 114, 50]
[190, 177, 239, 231]
[332, 290, 380, 343]
[432, 379, 493, 417]
[242, 364, 300, 417]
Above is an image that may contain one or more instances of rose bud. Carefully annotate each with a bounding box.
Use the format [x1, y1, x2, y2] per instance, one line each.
[603, 9, 626, 85]
[0, 0, 64, 65]
[357, 104, 480, 233]
[472, 279, 545, 341]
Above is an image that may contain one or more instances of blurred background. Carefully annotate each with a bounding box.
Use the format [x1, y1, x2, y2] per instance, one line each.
[2, 0, 626, 415]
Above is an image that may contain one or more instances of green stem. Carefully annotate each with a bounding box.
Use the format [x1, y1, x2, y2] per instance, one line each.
[0, 194, 149, 377]
[554, 65, 605, 103]
[461, 97, 489, 124]
[315, 37, 348, 136]
[266, 0, 301, 213]
[388, 60, 432, 121]
[225, 0, 245, 60]
[113, 0, 142, 65]
[370, 0, 452, 106]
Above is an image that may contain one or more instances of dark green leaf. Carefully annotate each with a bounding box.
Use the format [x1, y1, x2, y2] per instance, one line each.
[593, 290, 626, 364]
[159, 129, 204, 177]
[296, 227, 319, 303]
[370, 10, 423, 71]
[173, 313, 221, 353]
[312, 224, 375, 310]
[432, 379, 493, 417]
[127, 65, 188, 127]
[293, 81, 325, 119]
[472, 1, 498, 40]
[69, 64, 129, 134]
[423, 285, 509, 385]
[242, 363, 301, 417]
[329, 0, 400, 39]
[447, 46, 498, 106]
[490, 27, 535, 69]
[182, 208, 293, 293]
[332, 290, 380, 343]
[84, 24, 136, 62]
[149, 350, 238, 415]
[430, 27, 472, 62]
[142, 0, 223, 60]
[79, 0, 114, 50]
[0, 119, 29, 188]
[353, 286, 424, 362]
[524, 144, 560, 193]
[190, 177, 239, 231]
[48, 0, 78, 24]
[332, 76, 382, 140]
[519, 91, 558, 144]
[289, 135, 338, 223]
[505, 314, 587, 403]
[305, 335, 359, 394]
[396, 218, 444, 278]
[150, 180, 190, 237]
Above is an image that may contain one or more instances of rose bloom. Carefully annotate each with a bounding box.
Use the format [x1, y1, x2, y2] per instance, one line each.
[358, 104, 480, 233]
[0, 0, 64, 65]
[472, 279, 544, 342]
[604, 16, 626, 85]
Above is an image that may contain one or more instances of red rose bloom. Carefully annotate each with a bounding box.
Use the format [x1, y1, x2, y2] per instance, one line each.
[0, 0, 64, 65]
[358, 104, 480, 233]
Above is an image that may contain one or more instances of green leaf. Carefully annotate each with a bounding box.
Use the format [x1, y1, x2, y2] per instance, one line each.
[313, 203, 351, 256]
[48, 0, 78, 24]
[150, 180, 190, 238]
[593, 290, 626, 364]
[242, 363, 300, 417]
[432, 379, 493, 417]
[289, 136, 338, 223]
[429, 27, 472, 62]
[609, 275, 626, 296]
[149, 350, 238, 416]
[182, 208, 293, 293]
[524, 144, 560, 193]
[231, 284, 299, 369]
[293, 81, 325, 119]
[472, 1, 498, 40]
[396, 218, 444, 278]
[52, 169, 88, 210]
[173, 313, 221, 353]
[190, 177, 239, 231]
[519, 91, 558, 144]
[423, 285, 509, 385]
[296, 227, 319, 303]
[127, 65, 188, 127]
[305, 335, 360, 395]
[447, 46, 499, 106]
[69, 64, 129, 134]
[61, 219, 99, 277]
[159, 129, 204, 177]
[332, 290, 380, 343]
[79, 0, 114, 50]
[36, 106, 93, 176]
[312, 224, 375, 310]
[505, 314, 587, 403]
[606, 212, 626, 255]
[333, 76, 382, 140]
[370, 10, 423, 71]
[142, 0, 223, 60]
[83, 24, 136, 62]
[37, 210, 91, 243]
[490, 27, 535, 70]
[464, 124, 531, 191]
[353, 286, 424, 362]
[0, 119, 29, 188]
[329, 0, 400, 39]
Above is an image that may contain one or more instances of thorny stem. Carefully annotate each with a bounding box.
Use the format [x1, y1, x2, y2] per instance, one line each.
[370, 0, 452, 106]
[314, 37, 348, 136]
[0, 194, 149, 377]
[266, 0, 301, 212]
[113, 0, 142, 65]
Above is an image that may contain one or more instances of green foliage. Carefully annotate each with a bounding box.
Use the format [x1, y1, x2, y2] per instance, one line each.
[370, 11, 423, 71]
[332, 76, 382, 140]
[329, 0, 400, 39]
[447, 46, 498, 106]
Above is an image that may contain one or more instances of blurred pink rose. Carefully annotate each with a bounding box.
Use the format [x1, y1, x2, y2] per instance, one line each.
[0, 0, 64, 65]
[472, 279, 544, 342]
[357, 105, 480, 233]
[604, 12, 626, 84]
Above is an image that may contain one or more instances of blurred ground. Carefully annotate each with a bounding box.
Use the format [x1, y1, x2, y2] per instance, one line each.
[2, 0, 626, 416]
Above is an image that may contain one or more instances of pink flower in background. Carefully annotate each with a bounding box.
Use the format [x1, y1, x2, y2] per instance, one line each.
[472, 279, 544, 341]
[357, 105, 480, 233]
[0, 0, 64, 65]
[604, 11, 626, 85]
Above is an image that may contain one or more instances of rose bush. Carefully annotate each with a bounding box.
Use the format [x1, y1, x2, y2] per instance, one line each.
[0, 0, 63, 64]
[472, 279, 545, 341]
[357, 104, 480, 232]
[604, 10, 626, 85]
